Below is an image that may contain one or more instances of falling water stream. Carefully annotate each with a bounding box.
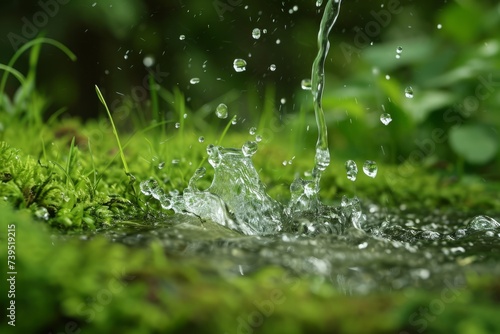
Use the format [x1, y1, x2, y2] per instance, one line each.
[95, 0, 500, 293]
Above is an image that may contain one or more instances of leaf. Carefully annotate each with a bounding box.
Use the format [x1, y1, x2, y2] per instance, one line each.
[449, 125, 498, 164]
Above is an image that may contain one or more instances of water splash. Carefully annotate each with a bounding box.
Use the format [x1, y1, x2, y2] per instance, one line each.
[143, 0, 348, 236]
[184, 145, 283, 235]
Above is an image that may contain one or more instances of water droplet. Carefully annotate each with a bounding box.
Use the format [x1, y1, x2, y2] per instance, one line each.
[363, 160, 378, 178]
[437, 24, 442, 29]
[255, 135, 262, 142]
[252, 28, 261, 39]
[231, 117, 238, 125]
[249, 127, 257, 135]
[140, 179, 158, 196]
[380, 113, 392, 125]
[35, 207, 49, 220]
[158, 161, 165, 170]
[190, 77, 200, 84]
[395, 46, 403, 59]
[143, 56, 155, 67]
[467, 215, 500, 230]
[233, 58, 247, 72]
[216, 103, 228, 119]
[301, 79, 312, 90]
[207, 144, 221, 167]
[385, 74, 390, 80]
[345, 160, 358, 181]
[276, 39, 281, 45]
[175, 122, 180, 129]
[280, 98, 286, 104]
[171, 159, 180, 165]
[242, 141, 258, 157]
[269, 64, 276, 71]
[405, 86, 414, 98]
[198, 136, 205, 143]
[179, 34, 186, 40]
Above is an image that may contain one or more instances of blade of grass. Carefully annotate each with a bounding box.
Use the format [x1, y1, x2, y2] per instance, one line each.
[95, 85, 130, 174]
[65, 137, 76, 187]
[0, 64, 26, 87]
[0, 37, 76, 98]
[148, 72, 160, 127]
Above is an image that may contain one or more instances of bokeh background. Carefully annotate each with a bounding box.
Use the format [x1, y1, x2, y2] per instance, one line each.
[1, 0, 499, 177]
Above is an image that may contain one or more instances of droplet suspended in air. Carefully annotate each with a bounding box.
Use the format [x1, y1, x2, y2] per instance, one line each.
[269, 64, 276, 71]
[233, 58, 247, 72]
[301, 78, 312, 90]
[405, 86, 414, 98]
[179, 34, 186, 40]
[216, 103, 228, 119]
[190, 77, 200, 84]
[380, 113, 392, 125]
[143, 56, 155, 67]
[252, 28, 261, 39]
[242, 141, 258, 157]
[363, 160, 378, 178]
[345, 160, 358, 181]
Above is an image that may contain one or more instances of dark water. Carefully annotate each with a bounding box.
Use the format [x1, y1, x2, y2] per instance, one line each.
[84, 207, 500, 294]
